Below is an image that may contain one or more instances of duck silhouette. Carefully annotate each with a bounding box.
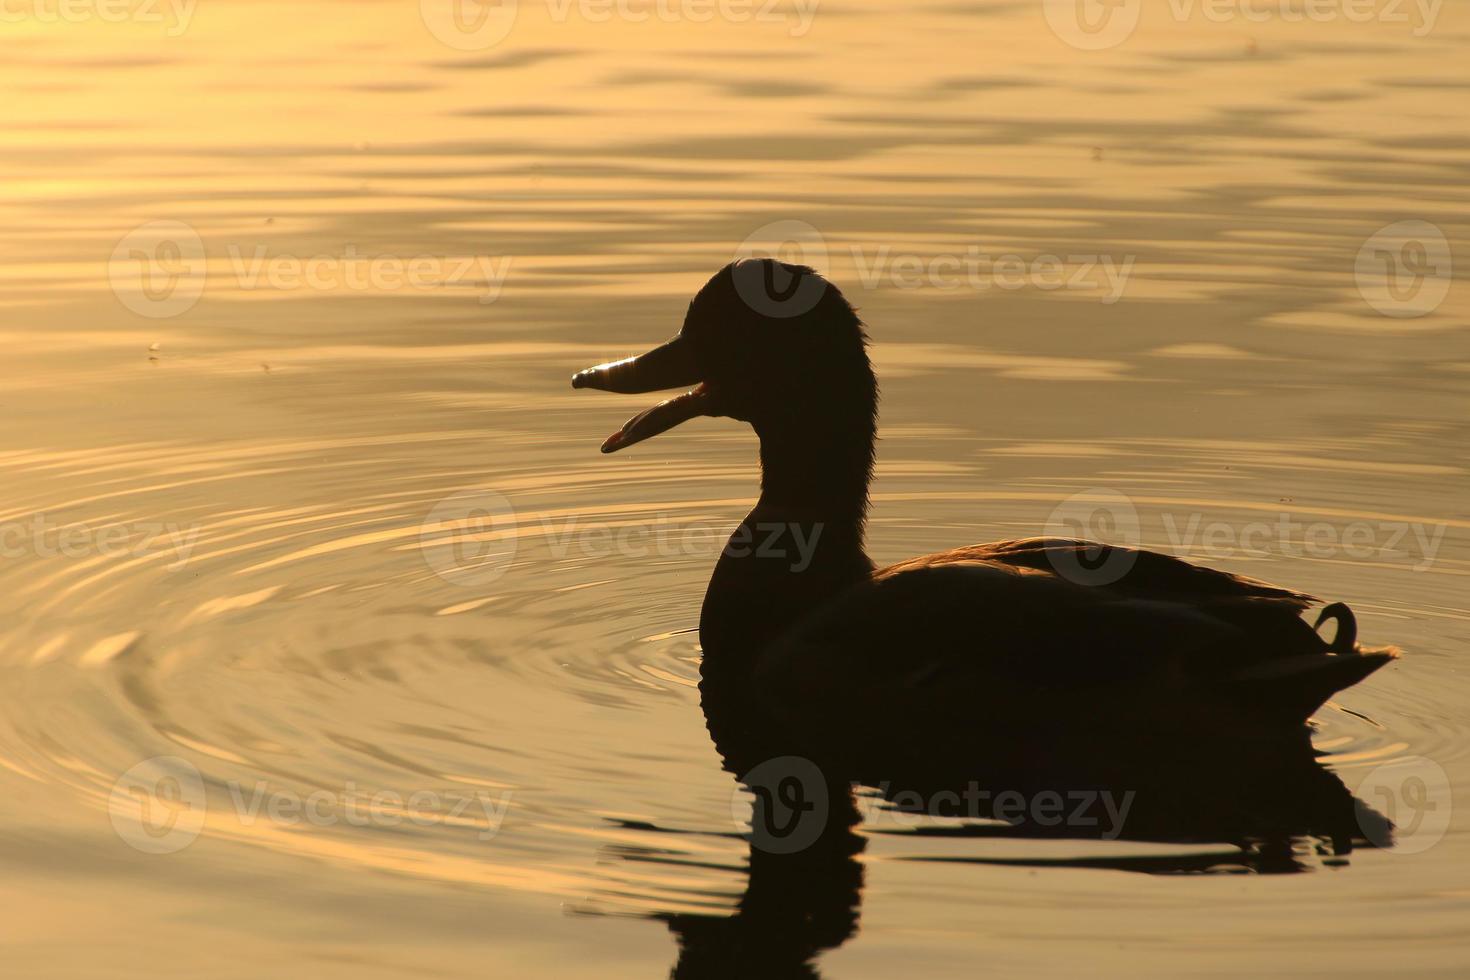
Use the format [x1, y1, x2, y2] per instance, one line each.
[572, 259, 1398, 774]
[572, 260, 1399, 976]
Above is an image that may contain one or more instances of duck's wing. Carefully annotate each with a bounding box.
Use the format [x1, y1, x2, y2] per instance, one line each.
[895, 536, 1316, 608]
[755, 537, 1395, 740]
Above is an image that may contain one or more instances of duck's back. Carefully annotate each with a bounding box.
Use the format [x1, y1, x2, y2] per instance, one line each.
[752, 537, 1396, 768]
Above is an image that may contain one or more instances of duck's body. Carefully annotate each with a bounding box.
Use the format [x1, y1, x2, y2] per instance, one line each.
[743, 536, 1391, 775]
[573, 260, 1398, 777]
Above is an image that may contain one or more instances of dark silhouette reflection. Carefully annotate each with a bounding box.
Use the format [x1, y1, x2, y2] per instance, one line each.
[865, 738, 1389, 874]
[643, 680, 1391, 979]
[658, 787, 864, 980]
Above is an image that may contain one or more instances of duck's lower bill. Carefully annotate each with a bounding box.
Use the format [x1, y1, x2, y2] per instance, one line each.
[601, 384, 712, 453]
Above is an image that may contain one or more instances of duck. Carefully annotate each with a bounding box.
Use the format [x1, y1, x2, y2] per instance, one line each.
[572, 259, 1398, 777]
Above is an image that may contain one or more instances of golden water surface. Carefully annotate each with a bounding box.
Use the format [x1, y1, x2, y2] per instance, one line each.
[1, 1, 1467, 976]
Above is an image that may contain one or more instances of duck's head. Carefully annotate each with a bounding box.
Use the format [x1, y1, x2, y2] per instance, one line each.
[572, 259, 876, 455]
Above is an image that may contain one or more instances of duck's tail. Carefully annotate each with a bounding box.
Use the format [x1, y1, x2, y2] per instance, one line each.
[1227, 602, 1399, 723]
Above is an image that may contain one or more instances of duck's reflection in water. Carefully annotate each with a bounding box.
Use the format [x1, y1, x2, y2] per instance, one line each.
[645, 685, 1392, 980]
[659, 788, 864, 980]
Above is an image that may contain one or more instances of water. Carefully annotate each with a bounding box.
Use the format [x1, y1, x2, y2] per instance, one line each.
[2, 2, 1468, 975]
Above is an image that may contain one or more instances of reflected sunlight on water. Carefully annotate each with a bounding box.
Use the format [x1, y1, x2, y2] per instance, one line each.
[0, 0, 1467, 976]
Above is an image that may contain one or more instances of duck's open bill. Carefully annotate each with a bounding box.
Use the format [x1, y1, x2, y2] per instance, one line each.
[571, 335, 711, 453]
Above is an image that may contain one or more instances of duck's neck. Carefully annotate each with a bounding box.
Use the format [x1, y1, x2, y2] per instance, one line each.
[756, 421, 873, 529]
[699, 412, 877, 668]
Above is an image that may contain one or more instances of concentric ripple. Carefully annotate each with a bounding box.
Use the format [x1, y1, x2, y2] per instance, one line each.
[0, 417, 1464, 923]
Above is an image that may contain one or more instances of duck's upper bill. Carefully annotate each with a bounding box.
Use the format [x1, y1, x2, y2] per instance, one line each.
[571, 336, 699, 393]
